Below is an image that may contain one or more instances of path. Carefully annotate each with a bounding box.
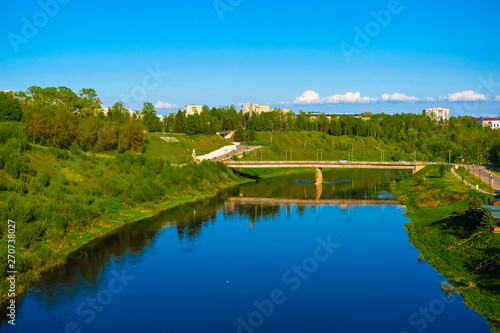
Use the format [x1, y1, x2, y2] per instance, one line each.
[463, 164, 500, 192]
[450, 167, 490, 195]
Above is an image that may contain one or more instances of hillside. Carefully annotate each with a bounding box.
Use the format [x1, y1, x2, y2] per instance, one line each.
[240, 131, 419, 162]
[143, 133, 231, 164]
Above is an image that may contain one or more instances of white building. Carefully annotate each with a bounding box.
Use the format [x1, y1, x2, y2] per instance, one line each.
[477, 117, 500, 129]
[185, 105, 202, 115]
[241, 103, 271, 115]
[425, 107, 450, 121]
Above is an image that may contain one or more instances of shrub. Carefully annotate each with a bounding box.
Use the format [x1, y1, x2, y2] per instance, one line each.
[4, 153, 30, 179]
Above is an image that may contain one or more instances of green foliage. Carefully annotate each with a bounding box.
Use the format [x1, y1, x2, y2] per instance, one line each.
[141, 102, 162, 132]
[233, 123, 245, 141]
[4, 153, 31, 179]
[0, 91, 22, 122]
[480, 209, 494, 232]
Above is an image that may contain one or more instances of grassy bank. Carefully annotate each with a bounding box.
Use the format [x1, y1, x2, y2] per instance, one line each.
[241, 131, 420, 162]
[0, 130, 255, 308]
[392, 165, 500, 330]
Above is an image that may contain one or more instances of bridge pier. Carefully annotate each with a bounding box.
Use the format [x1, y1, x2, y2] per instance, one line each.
[315, 167, 323, 184]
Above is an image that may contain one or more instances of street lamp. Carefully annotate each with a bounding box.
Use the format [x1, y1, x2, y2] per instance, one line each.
[490, 172, 493, 195]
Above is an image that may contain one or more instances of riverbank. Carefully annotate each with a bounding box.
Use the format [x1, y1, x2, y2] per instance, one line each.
[392, 165, 500, 331]
[0, 159, 305, 311]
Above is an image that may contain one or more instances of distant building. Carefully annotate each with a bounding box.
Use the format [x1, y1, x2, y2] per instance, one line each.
[185, 105, 202, 115]
[425, 107, 450, 121]
[477, 117, 500, 129]
[241, 104, 271, 115]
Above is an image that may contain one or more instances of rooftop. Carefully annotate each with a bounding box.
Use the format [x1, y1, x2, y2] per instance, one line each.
[482, 205, 500, 219]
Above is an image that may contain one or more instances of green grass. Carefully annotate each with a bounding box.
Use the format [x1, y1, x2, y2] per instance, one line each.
[240, 131, 417, 162]
[392, 165, 500, 331]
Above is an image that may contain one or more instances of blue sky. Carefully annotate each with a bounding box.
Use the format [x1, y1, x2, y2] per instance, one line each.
[1, 0, 500, 116]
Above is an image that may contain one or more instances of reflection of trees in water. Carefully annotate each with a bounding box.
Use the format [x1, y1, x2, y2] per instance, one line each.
[30, 171, 399, 302]
[34, 191, 233, 301]
[223, 203, 282, 226]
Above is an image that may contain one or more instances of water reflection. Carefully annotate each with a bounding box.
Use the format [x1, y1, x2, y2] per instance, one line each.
[15, 169, 405, 311]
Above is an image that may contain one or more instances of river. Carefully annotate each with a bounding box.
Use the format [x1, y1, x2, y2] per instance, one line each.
[1, 169, 491, 332]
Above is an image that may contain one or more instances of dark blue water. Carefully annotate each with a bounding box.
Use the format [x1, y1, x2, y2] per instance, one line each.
[1, 170, 491, 332]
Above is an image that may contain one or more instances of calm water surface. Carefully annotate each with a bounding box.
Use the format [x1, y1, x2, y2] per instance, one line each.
[2, 169, 491, 332]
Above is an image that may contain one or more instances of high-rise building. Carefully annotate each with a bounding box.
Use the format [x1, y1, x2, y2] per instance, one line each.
[185, 105, 202, 115]
[425, 107, 450, 121]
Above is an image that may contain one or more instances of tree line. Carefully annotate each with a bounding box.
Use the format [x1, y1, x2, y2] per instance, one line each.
[1, 86, 500, 164]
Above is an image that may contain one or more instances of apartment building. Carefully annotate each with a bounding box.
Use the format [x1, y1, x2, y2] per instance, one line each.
[477, 117, 500, 129]
[241, 103, 271, 115]
[425, 107, 450, 121]
[185, 105, 202, 115]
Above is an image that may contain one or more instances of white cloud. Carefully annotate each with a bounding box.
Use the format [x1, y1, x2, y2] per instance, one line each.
[425, 97, 436, 102]
[440, 90, 487, 102]
[293, 90, 322, 104]
[155, 101, 177, 109]
[495, 95, 500, 102]
[381, 93, 419, 103]
[293, 90, 377, 104]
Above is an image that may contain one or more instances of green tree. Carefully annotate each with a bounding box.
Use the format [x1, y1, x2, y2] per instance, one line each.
[480, 209, 494, 233]
[141, 102, 162, 132]
[95, 122, 118, 152]
[77, 88, 101, 117]
[108, 101, 130, 124]
[0, 91, 23, 122]
[119, 121, 146, 152]
[174, 110, 186, 133]
[233, 123, 245, 141]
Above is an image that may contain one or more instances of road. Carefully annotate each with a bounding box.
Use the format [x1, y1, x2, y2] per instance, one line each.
[463, 164, 500, 192]
[214, 145, 261, 162]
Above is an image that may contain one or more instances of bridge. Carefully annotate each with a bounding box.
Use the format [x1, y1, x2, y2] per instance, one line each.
[225, 161, 427, 184]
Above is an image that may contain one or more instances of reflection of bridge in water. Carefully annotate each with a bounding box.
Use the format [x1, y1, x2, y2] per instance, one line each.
[225, 196, 404, 229]
[227, 196, 399, 206]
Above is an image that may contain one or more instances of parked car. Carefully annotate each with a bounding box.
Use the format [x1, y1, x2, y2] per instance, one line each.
[339, 159, 348, 163]
[398, 160, 407, 163]
[246, 146, 250, 149]
[429, 162, 437, 164]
